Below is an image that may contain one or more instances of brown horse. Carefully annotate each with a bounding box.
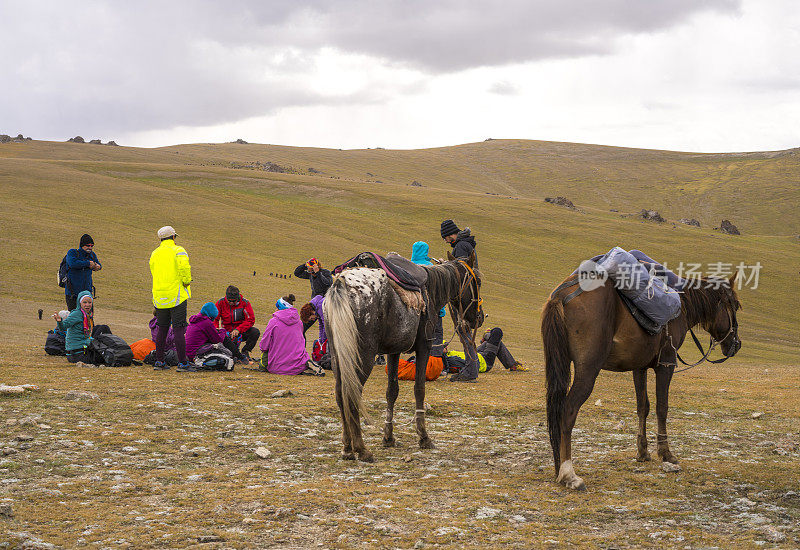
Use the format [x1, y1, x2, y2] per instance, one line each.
[541, 271, 741, 490]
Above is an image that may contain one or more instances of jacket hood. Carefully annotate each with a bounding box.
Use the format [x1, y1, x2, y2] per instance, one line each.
[77, 290, 93, 301]
[189, 313, 210, 324]
[273, 307, 300, 326]
[410, 241, 432, 265]
[454, 228, 476, 249]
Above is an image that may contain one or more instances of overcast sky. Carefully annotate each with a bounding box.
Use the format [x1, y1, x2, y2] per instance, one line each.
[1, 0, 798, 152]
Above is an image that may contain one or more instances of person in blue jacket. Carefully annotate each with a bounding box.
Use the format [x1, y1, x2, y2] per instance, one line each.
[65, 234, 101, 310]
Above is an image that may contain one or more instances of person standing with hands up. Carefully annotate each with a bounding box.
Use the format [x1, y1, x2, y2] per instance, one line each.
[293, 258, 332, 297]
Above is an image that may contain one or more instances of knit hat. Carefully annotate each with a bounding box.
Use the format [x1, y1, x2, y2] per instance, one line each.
[157, 226, 177, 239]
[275, 297, 293, 310]
[306, 258, 320, 268]
[79, 234, 94, 247]
[226, 285, 240, 302]
[440, 219, 459, 238]
[200, 302, 219, 319]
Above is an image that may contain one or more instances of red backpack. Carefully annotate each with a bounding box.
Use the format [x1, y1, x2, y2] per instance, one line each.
[312, 338, 327, 362]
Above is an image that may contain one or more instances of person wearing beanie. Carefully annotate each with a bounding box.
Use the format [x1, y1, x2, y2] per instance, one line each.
[293, 258, 333, 297]
[259, 295, 322, 376]
[184, 302, 226, 368]
[439, 220, 481, 382]
[214, 285, 259, 364]
[64, 233, 101, 310]
[149, 226, 192, 371]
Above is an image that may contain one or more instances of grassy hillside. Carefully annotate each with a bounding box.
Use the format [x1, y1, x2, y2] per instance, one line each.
[0, 138, 798, 362]
[1, 139, 798, 548]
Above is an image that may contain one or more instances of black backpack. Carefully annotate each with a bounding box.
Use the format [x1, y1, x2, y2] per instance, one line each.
[92, 333, 133, 367]
[58, 255, 70, 289]
[45, 330, 67, 356]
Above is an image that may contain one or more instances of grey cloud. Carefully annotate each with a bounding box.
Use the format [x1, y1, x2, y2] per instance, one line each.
[0, 0, 741, 139]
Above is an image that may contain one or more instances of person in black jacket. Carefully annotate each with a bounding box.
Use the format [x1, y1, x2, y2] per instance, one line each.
[439, 219, 483, 382]
[293, 258, 333, 297]
[64, 234, 102, 310]
[440, 219, 477, 262]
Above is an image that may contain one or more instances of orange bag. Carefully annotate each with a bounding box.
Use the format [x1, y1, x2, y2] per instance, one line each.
[130, 338, 156, 361]
[386, 356, 444, 381]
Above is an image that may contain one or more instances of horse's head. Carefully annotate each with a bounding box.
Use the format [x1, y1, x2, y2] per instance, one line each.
[447, 250, 484, 332]
[708, 273, 742, 358]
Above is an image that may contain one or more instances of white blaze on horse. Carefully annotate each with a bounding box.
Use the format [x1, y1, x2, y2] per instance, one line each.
[324, 251, 483, 462]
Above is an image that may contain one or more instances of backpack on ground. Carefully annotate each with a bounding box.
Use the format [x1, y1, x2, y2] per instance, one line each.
[130, 339, 156, 361]
[194, 350, 234, 372]
[92, 333, 133, 367]
[45, 329, 67, 356]
[312, 338, 327, 362]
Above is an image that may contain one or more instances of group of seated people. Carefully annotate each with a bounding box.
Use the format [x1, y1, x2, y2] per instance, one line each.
[52, 249, 525, 378]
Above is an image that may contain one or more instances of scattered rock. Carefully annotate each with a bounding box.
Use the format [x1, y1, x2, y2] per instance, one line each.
[402, 454, 413, 463]
[0, 134, 10, 143]
[67, 136, 85, 143]
[270, 389, 293, 398]
[233, 138, 248, 144]
[411, 180, 423, 187]
[475, 507, 503, 519]
[197, 535, 225, 543]
[751, 412, 763, 419]
[639, 209, 666, 222]
[88, 139, 102, 145]
[184, 446, 208, 456]
[13, 434, 34, 442]
[121, 446, 139, 453]
[718, 219, 740, 235]
[609, 208, 619, 212]
[594, 399, 602, 407]
[105, 140, 119, 146]
[255, 447, 272, 459]
[0, 385, 25, 395]
[679, 218, 701, 227]
[307, 167, 321, 174]
[544, 196, 575, 209]
[0, 502, 13, 518]
[65, 390, 99, 401]
[762, 526, 786, 543]
[1, 448, 17, 456]
[661, 462, 682, 473]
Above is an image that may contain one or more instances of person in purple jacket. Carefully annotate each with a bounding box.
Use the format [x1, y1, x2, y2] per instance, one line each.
[259, 296, 323, 376]
[183, 302, 232, 372]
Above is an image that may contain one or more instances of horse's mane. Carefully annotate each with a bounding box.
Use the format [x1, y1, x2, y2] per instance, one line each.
[423, 262, 462, 309]
[681, 278, 741, 329]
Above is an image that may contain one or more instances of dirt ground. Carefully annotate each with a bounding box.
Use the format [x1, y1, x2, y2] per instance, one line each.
[1, 301, 799, 549]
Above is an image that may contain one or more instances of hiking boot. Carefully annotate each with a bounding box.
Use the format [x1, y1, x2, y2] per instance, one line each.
[153, 361, 169, 371]
[509, 363, 530, 372]
[449, 372, 478, 383]
[241, 351, 253, 364]
[176, 362, 198, 372]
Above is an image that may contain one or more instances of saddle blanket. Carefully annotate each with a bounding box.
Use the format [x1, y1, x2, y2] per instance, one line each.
[334, 252, 426, 291]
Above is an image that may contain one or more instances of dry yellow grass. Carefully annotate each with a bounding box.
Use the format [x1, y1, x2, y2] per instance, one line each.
[0, 139, 798, 548]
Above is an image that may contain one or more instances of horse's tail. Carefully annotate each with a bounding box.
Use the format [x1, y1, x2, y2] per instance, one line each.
[541, 297, 571, 474]
[324, 277, 369, 426]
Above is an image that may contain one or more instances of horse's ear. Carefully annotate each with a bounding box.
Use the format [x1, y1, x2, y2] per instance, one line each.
[728, 271, 738, 288]
[447, 251, 455, 261]
[466, 250, 476, 268]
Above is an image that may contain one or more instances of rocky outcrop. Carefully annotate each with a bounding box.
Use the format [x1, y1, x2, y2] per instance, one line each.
[717, 220, 740, 235]
[639, 209, 666, 222]
[89, 139, 102, 144]
[679, 218, 701, 227]
[67, 136, 85, 143]
[545, 196, 575, 209]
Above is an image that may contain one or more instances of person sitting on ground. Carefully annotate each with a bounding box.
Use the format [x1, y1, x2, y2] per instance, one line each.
[52, 290, 110, 365]
[299, 294, 329, 368]
[259, 296, 323, 376]
[215, 285, 259, 364]
[184, 302, 237, 370]
[293, 258, 333, 297]
[64, 234, 101, 311]
[477, 327, 528, 371]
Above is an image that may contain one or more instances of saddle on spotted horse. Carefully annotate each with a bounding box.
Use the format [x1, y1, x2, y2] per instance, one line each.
[333, 252, 428, 313]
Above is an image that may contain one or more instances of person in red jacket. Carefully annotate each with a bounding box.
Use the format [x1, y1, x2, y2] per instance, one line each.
[215, 285, 259, 364]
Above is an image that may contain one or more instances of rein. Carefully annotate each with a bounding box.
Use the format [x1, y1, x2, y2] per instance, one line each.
[442, 259, 482, 347]
[672, 307, 737, 372]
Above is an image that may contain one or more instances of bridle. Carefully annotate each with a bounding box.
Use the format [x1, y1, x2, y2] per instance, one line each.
[672, 303, 739, 372]
[443, 259, 483, 346]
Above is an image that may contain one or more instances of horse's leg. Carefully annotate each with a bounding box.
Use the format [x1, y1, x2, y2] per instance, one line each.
[334, 366, 354, 460]
[655, 363, 678, 464]
[413, 337, 434, 449]
[633, 368, 651, 462]
[557, 361, 602, 491]
[383, 353, 401, 447]
[349, 350, 376, 463]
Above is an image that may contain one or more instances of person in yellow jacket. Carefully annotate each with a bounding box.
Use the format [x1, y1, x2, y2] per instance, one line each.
[149, 226, 194, 371]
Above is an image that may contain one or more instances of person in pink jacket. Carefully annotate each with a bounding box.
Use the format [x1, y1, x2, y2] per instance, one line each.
[259, 296, 323, 376]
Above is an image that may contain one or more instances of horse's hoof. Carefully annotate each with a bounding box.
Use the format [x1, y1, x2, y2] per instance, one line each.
[382, 437, 396, 448]
[341, 452, 355, 461]
[570, 479, 587, 491]
[636, 452, 652, 462]
[556, 460, 586, 491]
[358, 450, 375, 463]
[418, 438, 435, 450]
[659, 451, 679, 464]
